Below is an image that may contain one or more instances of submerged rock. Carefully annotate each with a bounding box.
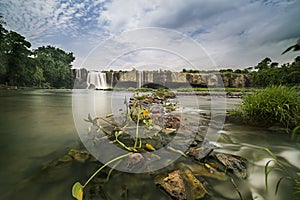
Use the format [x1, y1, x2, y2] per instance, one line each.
[215, 153, 248, 179]
[58, 155, 73, 163]
[155, 168, 209, 200]
[188, 147, 214, 161]
[180, 163, 227, 181]
[161, 128, 177, 135]
[123, 153, 144, 170]
[155, 170, 187, 200]
[68, 149, 90, 163]
[182, 168, 208, 199]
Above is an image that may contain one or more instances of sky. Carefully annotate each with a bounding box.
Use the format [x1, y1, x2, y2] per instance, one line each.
[1, 0, 300, 71]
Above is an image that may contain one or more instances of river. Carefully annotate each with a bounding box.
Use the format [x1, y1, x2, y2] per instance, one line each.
[0, 89, 298, 199]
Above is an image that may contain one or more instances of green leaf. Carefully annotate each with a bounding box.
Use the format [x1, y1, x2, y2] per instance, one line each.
[106, 113, 113, 118]
[72, 182, 84, 200]
[275, 177, 284, 195]
[265, 159, 274, 191]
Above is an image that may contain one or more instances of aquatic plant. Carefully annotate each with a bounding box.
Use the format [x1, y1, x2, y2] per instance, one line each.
[294, 173, 300, 199]
[72, 152, 132, 200]
[291, 126, 300, 141]
[71, 90, 253, 200]
[72, 90, 179, 200]
[238, 85, 300, 129]
[261, 148, 298, 198]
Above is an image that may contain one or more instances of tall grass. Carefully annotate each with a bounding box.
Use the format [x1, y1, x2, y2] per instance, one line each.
[238, 85, 300, 129]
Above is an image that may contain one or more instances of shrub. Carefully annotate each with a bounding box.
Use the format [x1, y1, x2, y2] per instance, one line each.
[238, 85, 300, 128]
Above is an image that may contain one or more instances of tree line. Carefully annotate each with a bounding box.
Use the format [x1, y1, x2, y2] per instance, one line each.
[0, 16, 75, 88]
[221, 39, 300, 87]
[219, 56, 300, 87]
[183, 39, 300, 87]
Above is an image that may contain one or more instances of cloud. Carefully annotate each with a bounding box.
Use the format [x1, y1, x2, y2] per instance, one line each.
[93, 0, 300, 68]
[1, 0, 299, 69]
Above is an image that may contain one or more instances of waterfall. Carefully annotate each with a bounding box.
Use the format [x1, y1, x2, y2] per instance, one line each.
[75, 69, 81, 80]
[137, 70, 143, 88]
[87, 71, 108, 89]
[110, 71, 114, 88]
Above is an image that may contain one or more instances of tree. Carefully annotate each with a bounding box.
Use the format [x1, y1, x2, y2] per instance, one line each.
[0, 16, 75, 88]
[34, 46, 75, 88]
[254, 57, 272, 71]
[0, 15, 8, 83]
[5, 31, 33, 86]
[234, 69, 242, 73]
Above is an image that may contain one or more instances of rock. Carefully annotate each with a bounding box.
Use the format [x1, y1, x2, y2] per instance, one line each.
[217, 132, 234, 144]
[155, 168, 209, 200]
[68, 149, 90, 163]
[155, 170, 186, 200]
[58, 155, 73, 163]
[84, 183, 107, 200]
[180, 163, 227, 181]
[182, 168, 208, 199]
[161, 128, 177, 135]
[42, 155, 73, 171]
[215, 153, 248, 179]
[163, 114, 181, 129]
[123, 153, 144, 170]
[188, 147, 214, 161]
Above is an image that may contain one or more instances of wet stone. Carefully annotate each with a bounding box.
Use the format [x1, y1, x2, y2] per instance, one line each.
[68, 149, 90, 163]
[182, 163, 227, 181]
[161, 128, 177, 135]
[182, 168, 208, 199]
[188, 147, 214, 161]
[58, 155, 73, 163]
[215, 153, 248, 179]
[155, 170, 187, 200]
[123, 153, 144, 170]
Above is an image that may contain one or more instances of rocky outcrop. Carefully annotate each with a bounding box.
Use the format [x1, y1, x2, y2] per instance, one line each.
[73, 68, 252, 88]
[221, 73, 251, 88]
[73, 68, 88, 89]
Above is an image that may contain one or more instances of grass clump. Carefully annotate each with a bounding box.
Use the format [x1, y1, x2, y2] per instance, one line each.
[238, 85, 300, 129]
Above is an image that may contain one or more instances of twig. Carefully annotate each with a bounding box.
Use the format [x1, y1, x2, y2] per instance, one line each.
[230, 177, 243, 200]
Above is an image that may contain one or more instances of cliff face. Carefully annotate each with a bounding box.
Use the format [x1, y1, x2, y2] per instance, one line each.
[117, 70, 251, 88]
[73, 69, 252, 88]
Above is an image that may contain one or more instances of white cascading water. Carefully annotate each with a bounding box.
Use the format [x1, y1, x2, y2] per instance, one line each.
[75, 68, 82, 79]
[87, 71, 108, 89]
[110, 71, 114, 88]
[137, 70, 143, 88]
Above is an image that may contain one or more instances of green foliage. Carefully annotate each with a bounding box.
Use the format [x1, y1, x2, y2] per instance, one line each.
[33, 46, 75, 88]
[0, 16, 75, 88]
[255, 57, 272, 71]
[72, 182, 83, 200]
[294, 173, 300, 199]
[251, 57, 300, 87]
[182, 68, 218, 73]
[238, 85, 300, 129]
[291, 126, 300, 141]
[71, 153, 132, 200]
[72, 91, 183, 199]
[261, 148, 298, 199]
[263, 148, 293, 195]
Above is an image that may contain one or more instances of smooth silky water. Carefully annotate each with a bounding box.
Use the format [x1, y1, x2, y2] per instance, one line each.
[0, 90, 298, 199]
